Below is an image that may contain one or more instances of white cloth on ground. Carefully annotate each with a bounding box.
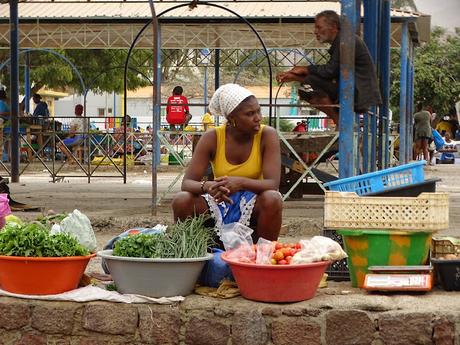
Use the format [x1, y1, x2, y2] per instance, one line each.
[0, 285, 184, 304]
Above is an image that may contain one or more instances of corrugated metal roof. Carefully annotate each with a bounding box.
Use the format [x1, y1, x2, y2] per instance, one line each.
[0, 2, 421, 20]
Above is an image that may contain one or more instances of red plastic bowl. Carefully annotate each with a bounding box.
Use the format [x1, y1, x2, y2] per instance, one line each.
[0, 254, 95, 295]
[221, 252, 329, 302]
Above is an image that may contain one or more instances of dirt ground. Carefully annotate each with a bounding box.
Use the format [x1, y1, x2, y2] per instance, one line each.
[6, 162, 459, 274]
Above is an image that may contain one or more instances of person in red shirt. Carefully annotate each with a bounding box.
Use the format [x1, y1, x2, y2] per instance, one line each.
[166, 86, 192, 130]
[293, 120, 307, 132]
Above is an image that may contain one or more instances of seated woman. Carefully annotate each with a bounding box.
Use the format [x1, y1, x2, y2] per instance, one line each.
[113, 115, 145, 157]
[172, 84, 283, 241]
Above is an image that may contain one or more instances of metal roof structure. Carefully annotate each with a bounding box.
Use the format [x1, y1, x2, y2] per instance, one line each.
[0, 1, 430, 49]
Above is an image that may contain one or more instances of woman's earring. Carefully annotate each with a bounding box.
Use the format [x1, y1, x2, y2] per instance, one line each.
[231, 119, 236, 127]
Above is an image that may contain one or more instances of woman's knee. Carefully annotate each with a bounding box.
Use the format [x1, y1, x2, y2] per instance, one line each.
[257, 190, 283, 213]
[172, 191, 208, 220]
[172, 192, 195, 215]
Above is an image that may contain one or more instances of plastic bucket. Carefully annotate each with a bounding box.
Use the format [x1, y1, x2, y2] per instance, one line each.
[98, 250, 213, 297]
[168, 151, 184, 166]
[0, 254, 95, 295]
[338, 230, 431, 288]
[221, 252, 329, 302]
[431, 259, 460, 291]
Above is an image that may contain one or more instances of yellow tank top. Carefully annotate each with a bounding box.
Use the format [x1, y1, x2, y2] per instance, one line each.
[211, 123, 264, 179]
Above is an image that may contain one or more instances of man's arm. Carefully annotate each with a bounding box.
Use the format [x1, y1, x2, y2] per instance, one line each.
[308, 39, 339, 80]
[276, 66, 309, 83]
[183, 96, 190, 114]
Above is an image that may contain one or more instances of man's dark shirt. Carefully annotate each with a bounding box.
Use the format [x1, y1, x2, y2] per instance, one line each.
[308, 35, 382, 112]
[32, 101, 49, 118]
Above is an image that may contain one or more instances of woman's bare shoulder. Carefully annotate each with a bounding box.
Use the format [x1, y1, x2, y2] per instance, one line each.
[196, 128, 218, 148]
[261, 125, 279, 139]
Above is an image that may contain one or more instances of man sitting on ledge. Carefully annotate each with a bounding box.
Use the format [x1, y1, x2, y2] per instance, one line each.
[276, 10, 381, 125]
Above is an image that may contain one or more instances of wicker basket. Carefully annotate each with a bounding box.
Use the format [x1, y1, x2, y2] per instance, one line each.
[324, 192, 449, 232]
[431, 237, 460, 258]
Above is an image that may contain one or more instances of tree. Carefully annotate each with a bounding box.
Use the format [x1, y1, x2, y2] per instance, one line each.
[390, 27, 460, 118]
[391, 0, 417, 11]
[0, 49, 153, 97]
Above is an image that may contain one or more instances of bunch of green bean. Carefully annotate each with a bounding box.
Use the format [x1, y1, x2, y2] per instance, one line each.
[113, 214, 214, 258]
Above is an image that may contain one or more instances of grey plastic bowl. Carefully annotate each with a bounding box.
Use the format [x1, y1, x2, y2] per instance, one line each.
[97, 250, 213, 297]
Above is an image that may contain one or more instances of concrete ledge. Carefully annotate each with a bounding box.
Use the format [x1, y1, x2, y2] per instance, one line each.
[0, 282, 459, 345]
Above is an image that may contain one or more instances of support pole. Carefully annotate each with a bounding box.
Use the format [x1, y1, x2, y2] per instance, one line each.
[399, 21, 409, 164]
[380, 0, 391, 168]
[24, 52, 30, 113]
[214, 49, 220, 90]
[339, 0, 358, 178]
[149, 1, 161, 215]
[363, 0, 379, 172]
[408, 57, 415, 161]
[405, 51, 412, 163]
[9, 0, 20, 183]
[214, 49, 220, 126]
[204, 66, 208, 114]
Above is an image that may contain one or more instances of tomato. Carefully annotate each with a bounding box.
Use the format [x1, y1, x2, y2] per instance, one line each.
[278, 259, 288, 265]
[289, 248, 297, 256]
[280, 247, 291, 257]
[295, 243, 302, 250]
[273, 250, 284, 261]
[274, 242, 283, 250]
[270, 259, 277, 265]
[285, 256, 293, 263]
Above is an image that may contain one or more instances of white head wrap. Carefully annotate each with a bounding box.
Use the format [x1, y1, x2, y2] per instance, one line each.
[208, 83, 254, 118]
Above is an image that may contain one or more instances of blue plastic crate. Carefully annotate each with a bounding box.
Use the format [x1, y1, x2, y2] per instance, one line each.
[323, 161, 426, 195]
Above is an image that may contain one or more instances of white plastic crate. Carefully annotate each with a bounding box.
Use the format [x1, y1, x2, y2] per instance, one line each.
[324, 192, 449, 232]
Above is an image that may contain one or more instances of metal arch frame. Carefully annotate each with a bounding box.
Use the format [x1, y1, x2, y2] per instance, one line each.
[123, 1, 275, 124]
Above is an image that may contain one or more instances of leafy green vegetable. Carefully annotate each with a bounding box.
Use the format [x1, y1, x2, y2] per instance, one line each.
[113, 215, 214, 259]
[105, 283, 117, 291]
[0, 223, 90, 257]
[36, 213, 68, 230]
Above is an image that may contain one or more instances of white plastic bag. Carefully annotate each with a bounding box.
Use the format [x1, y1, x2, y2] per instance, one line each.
[220, 222, 254, 251]
[220, 222, 255, 263]
[50, 209, 97, 252]
[255, 238, 274, 265]
[292, 236, 347, 264]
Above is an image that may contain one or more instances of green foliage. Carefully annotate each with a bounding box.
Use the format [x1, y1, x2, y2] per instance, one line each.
[113, 215, 214, 259]
[0, 223, 90, 257]
[390, 27, 460, 119]
[0, 49, 153, 94]
[391, 0, 417, 11]
[261, 117, 294, 132]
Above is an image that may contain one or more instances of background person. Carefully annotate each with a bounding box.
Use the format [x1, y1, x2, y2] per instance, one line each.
[113, 115, 145, 157]
[57, 104, 87, 162]
[276, 10, 381, 125]
[172, 84, 282, 241]
[32, 93, 50, 126]
[166, 86, 192, 130]
[413, 103, 433, 162]
[0, 89, 9, 123]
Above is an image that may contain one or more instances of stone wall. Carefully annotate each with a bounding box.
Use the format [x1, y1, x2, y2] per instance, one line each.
[0, 292, 458, 345]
